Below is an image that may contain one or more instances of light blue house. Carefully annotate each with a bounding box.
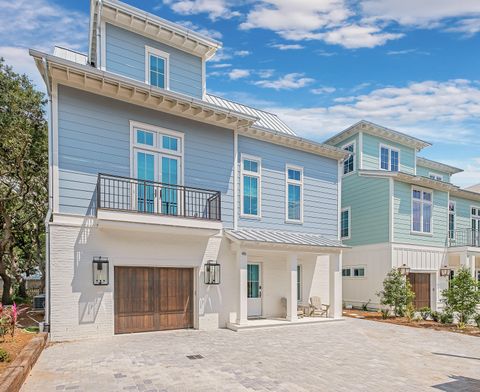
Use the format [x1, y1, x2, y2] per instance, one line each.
[325, 120, 480, 310]
[31, 0, 347, 340]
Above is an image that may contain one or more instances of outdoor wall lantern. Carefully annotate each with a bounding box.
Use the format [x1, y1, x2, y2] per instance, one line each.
[398, 264, 410, 276]
[204, 260, 221, 285]
[439, 266, 451, 277]
[93, 257, 109, 286]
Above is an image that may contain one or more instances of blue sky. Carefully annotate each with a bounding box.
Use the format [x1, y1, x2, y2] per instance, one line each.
[1, 0, 479, 187]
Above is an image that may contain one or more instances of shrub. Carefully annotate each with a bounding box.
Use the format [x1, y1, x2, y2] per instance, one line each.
[430, 311, 440, 322]
[405, 303, 416, 322]
[441, 267, 480, 325]
[439, 312, 454, 324]
[419, 307, 431, 321]
[474, 314, 480, 329]
[380, 308, 390, 319]
[377, 269, 415, 317]
[0, 302, 18, 341]
[0, 348, 10, 363]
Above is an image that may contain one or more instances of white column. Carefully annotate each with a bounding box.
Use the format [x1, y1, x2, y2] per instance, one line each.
[460, 253, 475, 277]
[329, 252, 343, 318]
[236, 249, 248, 324]
[286, 254, 298, 321]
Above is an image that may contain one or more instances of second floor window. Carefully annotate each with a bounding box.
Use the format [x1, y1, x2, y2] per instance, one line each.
[241, 156, 261, 217]
[286, 165, 303, 222]
[449, 201, 455, 239]
[342, 143, 355, 175]
[429, 173, 443, 181]
[412, 188, 432, 234]
[146, 46, 169, 89]
[380, 145, 399, 172]
[341, 207, 350, 239]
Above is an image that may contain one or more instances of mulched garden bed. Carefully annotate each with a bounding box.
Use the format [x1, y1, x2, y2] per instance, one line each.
[343, 309, 480, 337]
[0, 329, 36, 375]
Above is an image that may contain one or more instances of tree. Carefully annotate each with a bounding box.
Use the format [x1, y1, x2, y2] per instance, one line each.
[377, 269, 415, 317]
[442, 267, 480, 325]
[0, 58, 48, 303]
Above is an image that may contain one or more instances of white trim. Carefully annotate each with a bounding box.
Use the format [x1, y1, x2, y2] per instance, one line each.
[342, 265, 366, 279]
[448, 197, 455, 239]
[233, 130, 238, 230]
[297, 264, 302, 302]
[389, 178, 394, 243]
[145, 45, 170, 90]
[379, 143, 400, 172]
[240, 154, 262, 219]
[201, 57, 206, 99]
[414, 148, 417, 175]
[341, 206, 351, 240]
[341, 140, 356, 176]
[52, 82, 60, 213]
[428, 172, 444, 181]
[285, 164, 304, 224]
[100, 20, 106, 70]
[337, 161, 342, 240]
[411, 185, 433, 235]
[358, 132, 363, 170]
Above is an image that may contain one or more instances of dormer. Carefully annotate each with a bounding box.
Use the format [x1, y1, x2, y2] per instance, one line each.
[416, 157, 463, 183]
[88, 0, 221, 99]
[324, 120, 431, 176]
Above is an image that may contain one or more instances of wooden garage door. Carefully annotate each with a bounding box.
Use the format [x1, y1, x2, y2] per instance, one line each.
[409, 273, 430, 309]
[114, 267, 193, 334]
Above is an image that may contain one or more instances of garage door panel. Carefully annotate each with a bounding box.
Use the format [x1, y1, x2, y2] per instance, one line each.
[115, 267, 193, 334]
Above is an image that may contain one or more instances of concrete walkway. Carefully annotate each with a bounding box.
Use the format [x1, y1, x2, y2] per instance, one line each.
[22, 318, 480, 391]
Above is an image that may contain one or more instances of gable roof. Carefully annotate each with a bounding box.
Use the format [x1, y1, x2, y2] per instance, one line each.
[88, 0, 222, 66]
[324, 120, 431, 150]
[466, 183, 480, 193]
[416, 156, 463, 175]
[205, 94, 296, 136]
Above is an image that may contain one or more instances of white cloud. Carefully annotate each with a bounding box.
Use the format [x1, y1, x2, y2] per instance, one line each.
[311, 86, 336, 94]
[257, 69, 275, 78]
[208, 48, 233, 62]
[162, 0, 239, 20]
[270, 43, 304, 50]
[254, 73, 314, 90]
[210, 63, 232, 68]
[450, 157, 480, 188]
[267, 79, 480, 144]
[0, 0, 88, 90]
[228, 68, 250, 80]
[234, 50, 251, 57]
[175, 20, 223, 40]
[445, 18, 480, 37]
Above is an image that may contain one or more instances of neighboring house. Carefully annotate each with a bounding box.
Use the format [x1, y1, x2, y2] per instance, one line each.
[30, 0, 347, 341]
[467, 183, 480, 193]
[325, 120, 480, 311]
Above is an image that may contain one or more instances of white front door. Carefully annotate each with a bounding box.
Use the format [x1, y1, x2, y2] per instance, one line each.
[247, 263, 262, 317]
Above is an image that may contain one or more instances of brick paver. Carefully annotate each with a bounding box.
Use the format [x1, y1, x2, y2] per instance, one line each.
[22, 318, 480, 391]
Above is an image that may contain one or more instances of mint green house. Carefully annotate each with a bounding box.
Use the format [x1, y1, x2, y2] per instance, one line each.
[325, 120, 480, 310]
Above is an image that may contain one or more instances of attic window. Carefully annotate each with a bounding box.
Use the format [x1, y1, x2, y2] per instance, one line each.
[145, 46, 169, 90]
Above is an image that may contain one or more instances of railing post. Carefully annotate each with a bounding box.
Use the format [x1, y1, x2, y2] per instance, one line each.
[96, 173, 101, 213]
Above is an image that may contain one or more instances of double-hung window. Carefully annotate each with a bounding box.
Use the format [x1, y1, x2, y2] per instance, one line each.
[342, 142, 355, 175]
[380, 145, 399, 172]
[429, 173, 443, 181]
[341, 207, 351, 239]
[412, 187, 432, 234]
[241, 155, 261, 217]
[448, 201, 456, 240]
[286, 165, 303, 222]
[146, 46, 169, 89]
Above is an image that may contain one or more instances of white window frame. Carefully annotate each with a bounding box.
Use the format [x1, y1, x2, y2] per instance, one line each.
[429, 172, 444, 181]
[342, 266, 366, 279]
[285, 164, 304, 224]
[471, 205, 480, 232]
[411, 186, 433, 235]
[240, 154, 262, 219]
[448, 200, 456, 239]
[145, 46, 170, 90]
[340, 206, 351, 240]
[341, 141, 356, 176]
[379, 143, 400, 172]
[297, 264, 302, 302]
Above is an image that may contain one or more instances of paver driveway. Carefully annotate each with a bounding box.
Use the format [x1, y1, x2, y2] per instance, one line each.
[22, 318, 480, 392]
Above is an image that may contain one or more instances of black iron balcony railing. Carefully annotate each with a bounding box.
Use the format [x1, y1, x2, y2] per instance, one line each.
[96, 173, 221, 221]
[448, 229, 480, 247]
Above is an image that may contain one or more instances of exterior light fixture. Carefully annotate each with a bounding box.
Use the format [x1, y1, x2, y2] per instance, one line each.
[439, 266, 451, 277]
[398, 264, 410, 276]
[204, 260, 221, 285]
[93, 257, 109, 286]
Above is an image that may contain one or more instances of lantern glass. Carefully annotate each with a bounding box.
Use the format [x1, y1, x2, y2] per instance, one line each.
[439, 267, 450, 277]
[204, 261, 220, 285]
[93, 258, 109, 285]
[398, 264, 410, 276]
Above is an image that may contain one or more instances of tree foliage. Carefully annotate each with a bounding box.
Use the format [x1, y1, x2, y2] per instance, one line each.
[377, 269, 415, 317]
[442, 267, 480, 324]
[0, 58, 48, 304]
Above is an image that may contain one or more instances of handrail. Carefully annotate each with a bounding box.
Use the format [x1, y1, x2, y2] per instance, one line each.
[448, 228, 480, 247]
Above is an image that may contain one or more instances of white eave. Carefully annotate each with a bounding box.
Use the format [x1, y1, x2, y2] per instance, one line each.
[89, 0, 222, 65]
[416, 156, 463, 175]
[325, 120, 431, 151]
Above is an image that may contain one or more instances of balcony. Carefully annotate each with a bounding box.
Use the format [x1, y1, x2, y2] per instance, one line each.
[96, 173, 222, 231]
[448, 229, 480, 248]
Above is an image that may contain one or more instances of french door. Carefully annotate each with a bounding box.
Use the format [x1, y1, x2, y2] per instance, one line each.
[472, 208, 480, 246]
[247, 263, 262, 317]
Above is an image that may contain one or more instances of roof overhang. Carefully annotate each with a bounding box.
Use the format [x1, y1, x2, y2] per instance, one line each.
[416, 157, 463, 175]
[30, 50, 256, 131]
[325, 120, 431, 151]
[89, 0, 222, 65]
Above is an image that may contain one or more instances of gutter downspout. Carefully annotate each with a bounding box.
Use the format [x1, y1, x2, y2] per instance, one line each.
[42, 57, 53, 332]
[96, 0, 103, 68]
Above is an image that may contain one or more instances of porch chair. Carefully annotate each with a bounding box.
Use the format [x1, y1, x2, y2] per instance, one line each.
[280, 297, 304, 318]
[310, 296, 330, 318]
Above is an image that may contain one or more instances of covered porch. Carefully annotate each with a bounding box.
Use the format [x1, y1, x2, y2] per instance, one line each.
[225, 228, 345, 331]
[447, 247, 480, 280]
